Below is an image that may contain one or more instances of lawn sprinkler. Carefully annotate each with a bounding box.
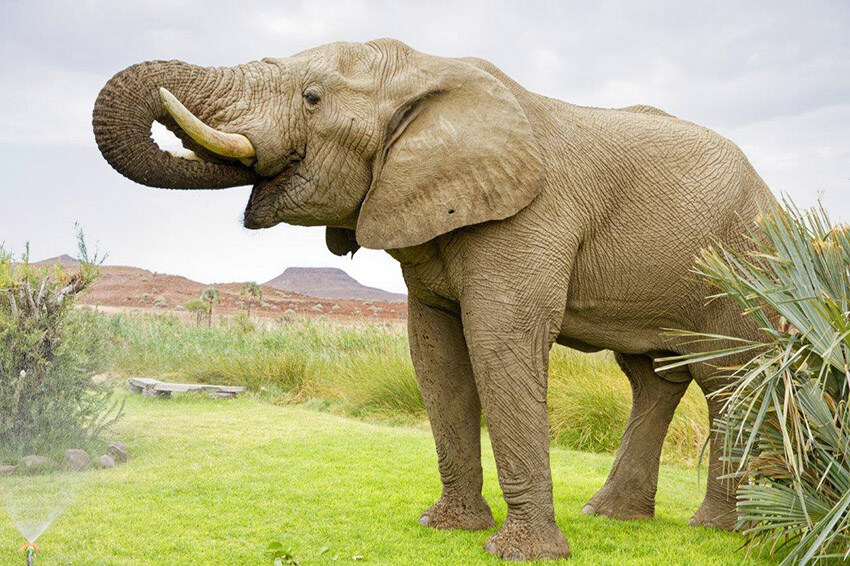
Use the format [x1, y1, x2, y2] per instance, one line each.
[19, 542, 39, 566]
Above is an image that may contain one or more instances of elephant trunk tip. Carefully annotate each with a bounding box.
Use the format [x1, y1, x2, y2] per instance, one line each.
[92, 60, 260, 190]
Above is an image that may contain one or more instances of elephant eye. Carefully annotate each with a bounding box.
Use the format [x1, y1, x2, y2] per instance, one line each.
[303, 90, 321, 106]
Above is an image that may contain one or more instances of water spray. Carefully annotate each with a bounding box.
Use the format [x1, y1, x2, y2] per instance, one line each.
[19, 542, 39, 565]
[4, 466, 80, 565]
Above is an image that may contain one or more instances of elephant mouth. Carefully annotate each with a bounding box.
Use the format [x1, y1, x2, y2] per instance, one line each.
[243, 158, 301, 230]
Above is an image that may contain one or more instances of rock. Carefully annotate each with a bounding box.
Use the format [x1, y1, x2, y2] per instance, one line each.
[0, 465, 16, 476]
[99, 455, 116, 469]
[91, 373, 108, 385]
[64, 449, 91, 472]
[21, 455, 52, 473]
[107, 442, 127, 464]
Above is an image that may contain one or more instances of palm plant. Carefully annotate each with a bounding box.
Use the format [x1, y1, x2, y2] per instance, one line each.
[662, 201, 850, 564]
[201, 286, 220, 327]
[240, 281, 262, 318]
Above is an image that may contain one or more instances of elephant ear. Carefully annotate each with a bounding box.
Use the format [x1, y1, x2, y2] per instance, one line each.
[325, 227, 360, 257]
[355, 55, 543, 250]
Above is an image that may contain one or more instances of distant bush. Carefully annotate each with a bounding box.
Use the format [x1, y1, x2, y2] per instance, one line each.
[0, 233, 121, 461]
[230, 312, 256, 333]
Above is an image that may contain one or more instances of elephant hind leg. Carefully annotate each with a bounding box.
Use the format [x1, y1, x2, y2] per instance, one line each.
[583, 353, 690, 520]
[687, 364, 738, 530]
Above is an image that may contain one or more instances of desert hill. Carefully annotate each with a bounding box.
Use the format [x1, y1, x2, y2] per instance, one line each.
[37, 254, 80, 267]
[33, 256, 406, 321]
[265, 267, 406, 302]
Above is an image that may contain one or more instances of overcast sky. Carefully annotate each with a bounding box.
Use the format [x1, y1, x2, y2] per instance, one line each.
[1, 0, 847, 293]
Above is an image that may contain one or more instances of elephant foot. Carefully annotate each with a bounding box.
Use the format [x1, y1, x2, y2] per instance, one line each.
[688, 498, 737, 531]
[582, 484, 654, 520]
[483, 517, 570, 561]
[418, 493, 494, 531]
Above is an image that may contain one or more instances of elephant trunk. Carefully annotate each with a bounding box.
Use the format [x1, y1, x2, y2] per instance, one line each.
[92, 60, 261, 189]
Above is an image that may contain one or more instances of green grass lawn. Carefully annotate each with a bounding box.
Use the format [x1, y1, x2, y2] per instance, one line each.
[0, 395, 777, 565]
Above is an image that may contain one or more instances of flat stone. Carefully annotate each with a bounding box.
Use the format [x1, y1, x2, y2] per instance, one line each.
[21, 455, 52, 473]
[0, 465, 16, 476]
[107, 442, 128, 464]
[99, 454, 116, 469]
[65, 449, 91, 472]
[128, 377, 245, 399]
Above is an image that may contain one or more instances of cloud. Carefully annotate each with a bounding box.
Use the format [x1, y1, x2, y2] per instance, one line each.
[0, 66, 103, 145]
[728, 102, 850, 213]
[0, 0, 847, 290]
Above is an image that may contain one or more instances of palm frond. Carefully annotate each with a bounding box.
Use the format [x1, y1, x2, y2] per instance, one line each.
[670, 200, 850, 563]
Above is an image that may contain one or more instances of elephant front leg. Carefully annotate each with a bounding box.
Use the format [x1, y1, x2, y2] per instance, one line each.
[408, 297, 494, 531]
[464, 314, 570, 561]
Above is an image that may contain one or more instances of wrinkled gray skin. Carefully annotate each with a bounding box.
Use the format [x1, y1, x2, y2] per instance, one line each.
[93, 39, 776, 561]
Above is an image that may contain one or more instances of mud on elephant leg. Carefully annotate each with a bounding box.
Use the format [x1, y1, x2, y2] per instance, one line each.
[584, 353, 690, 520]
[408, 297, 494, 531]
[465, 318, 570, 561]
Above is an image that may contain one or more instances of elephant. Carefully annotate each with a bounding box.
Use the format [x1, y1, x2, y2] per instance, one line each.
[93, 38, 776, 561]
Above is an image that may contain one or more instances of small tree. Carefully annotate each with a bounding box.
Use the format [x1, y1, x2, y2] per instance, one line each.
[200, 286, 220, 327]
[184, 298, 207, 325]
[240, 281, 262, 318]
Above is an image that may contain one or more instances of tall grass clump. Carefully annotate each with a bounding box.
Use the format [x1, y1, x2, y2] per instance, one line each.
[548, 348, 708, 464]
[665, 201, 850, 564]
[0, 234, 120, 461]
[106, 314, 423, 419]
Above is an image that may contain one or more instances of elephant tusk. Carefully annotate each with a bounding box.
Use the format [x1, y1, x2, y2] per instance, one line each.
[158, 87, 256, 161]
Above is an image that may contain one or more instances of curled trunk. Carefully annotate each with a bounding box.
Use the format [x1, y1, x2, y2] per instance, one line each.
[92, 60, 260, 189]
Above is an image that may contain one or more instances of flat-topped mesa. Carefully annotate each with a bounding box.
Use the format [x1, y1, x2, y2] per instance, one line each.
[264, 267, 406, 302]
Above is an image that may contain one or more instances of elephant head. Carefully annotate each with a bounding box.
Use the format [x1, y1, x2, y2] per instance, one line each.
[93, 39, 543, 252]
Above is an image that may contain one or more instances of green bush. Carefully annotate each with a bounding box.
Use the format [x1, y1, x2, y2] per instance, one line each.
[665, 202, 850, 564]
[0, 237, 121, 461]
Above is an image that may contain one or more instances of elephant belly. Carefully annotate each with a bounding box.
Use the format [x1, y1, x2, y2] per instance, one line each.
[557, 312, 670, 355]
[554, 335, 604, 353]
[558, 263, 698, 355]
